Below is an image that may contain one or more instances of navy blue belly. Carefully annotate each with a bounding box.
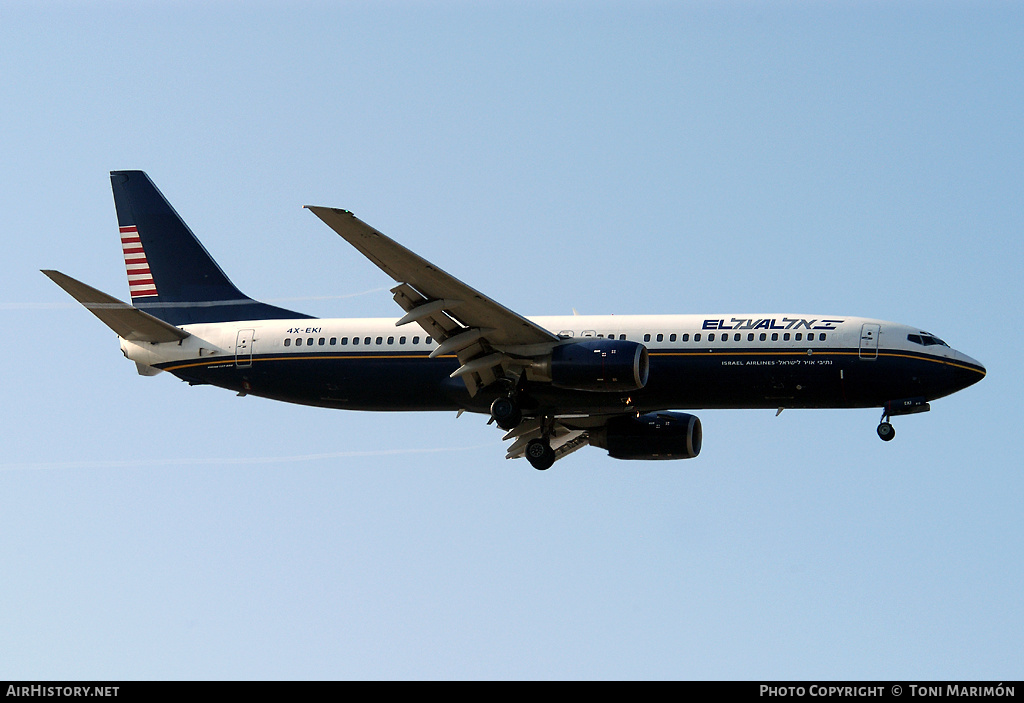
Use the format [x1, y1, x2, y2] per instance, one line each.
[158, 346, 968, 414]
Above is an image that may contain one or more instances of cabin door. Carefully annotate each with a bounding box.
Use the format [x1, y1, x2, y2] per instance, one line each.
[859, 324, 879, 360]
[235, 329, 255, 368]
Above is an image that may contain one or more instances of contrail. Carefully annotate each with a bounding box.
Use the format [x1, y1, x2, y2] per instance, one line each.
[0, 443, 494, 472]
[1, 287, 391, 311]
[264, 287, 391, 303]
[0, 302, 78, 310]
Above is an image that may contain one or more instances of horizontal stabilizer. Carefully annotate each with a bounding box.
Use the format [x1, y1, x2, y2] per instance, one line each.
[42, 270, 190, 343]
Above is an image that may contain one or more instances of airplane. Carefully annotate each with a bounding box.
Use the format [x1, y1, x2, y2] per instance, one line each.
[43, 171, 986, 470]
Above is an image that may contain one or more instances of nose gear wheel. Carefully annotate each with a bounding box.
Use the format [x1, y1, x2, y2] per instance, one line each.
[877, 407, 895, 442]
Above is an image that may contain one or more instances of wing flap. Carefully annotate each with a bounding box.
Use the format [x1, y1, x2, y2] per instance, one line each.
[391, 283, 464, 341]
[390, 282, 498, 395]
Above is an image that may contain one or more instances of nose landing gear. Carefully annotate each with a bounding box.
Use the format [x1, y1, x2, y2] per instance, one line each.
[876, 397, 930, 441]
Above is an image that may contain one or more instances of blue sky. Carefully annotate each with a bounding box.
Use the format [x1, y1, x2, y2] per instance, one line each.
[1, 1, 1021, 680]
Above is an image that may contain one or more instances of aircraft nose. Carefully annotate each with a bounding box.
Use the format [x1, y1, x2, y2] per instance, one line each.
[952, 350, 986, 389]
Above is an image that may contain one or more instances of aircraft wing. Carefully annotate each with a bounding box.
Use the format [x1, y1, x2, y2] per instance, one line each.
[306, 207, 560, 395]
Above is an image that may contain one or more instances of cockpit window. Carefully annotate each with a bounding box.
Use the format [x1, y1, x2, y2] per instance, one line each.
[908, 333, 949, 347]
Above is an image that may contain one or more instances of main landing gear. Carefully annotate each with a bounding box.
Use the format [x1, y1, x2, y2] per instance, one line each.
[490, 395, 522, 431]
[491, 395, 555, 470]
[490, 389, 555, 470]
[525, 438, 556, 471]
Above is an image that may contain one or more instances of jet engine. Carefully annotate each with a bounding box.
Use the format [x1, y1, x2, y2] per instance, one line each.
[590, 412, 702, 460]
[532, 339, 649, 392]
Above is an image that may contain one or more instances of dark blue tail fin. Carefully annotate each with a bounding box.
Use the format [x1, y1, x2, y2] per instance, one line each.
[110, 170, 312, 325]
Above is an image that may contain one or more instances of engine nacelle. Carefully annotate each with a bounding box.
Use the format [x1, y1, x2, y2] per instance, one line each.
[540, 339, 649, 392]
[590, 412, 702, 460]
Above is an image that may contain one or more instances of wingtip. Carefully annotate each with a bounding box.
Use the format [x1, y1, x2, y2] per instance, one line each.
[305, 205, 353, 215]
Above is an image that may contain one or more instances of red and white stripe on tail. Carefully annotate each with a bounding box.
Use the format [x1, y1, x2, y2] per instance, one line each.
[120, 225, 158, 299]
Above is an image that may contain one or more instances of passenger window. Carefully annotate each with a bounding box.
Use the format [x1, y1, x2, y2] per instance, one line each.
[400, 336, 407, 344]
[694, 333, 701, 342]
[747, 333, 754, 342]
[784, 333, 790, 341]
[319, 338, 326, 346]
[682, 333, 689, 342]
[376, 336, 383, 345]
[364, 337, 370, 345]
[388, 336, 394, 345]
[619, 334, 626, 341]
[670, 333, 677, 342]
[330, 337, 337, 345]
[795, 333, 802, 341]
[708, 333, 715, 342]
[656, 333, 664, 342]
[734, 333, 740, 342]
[413, 336, 420, 344]
[426, 337, 432, 344]
[721, 334, 728, 343]
[307, 337, 314, 346]
[296, 338, 303, 347]
[352, 337, 359, 345]
[284, 338, 291, 347]
[818, 333, 826, 342]
[341, 337, 348, 345]
[644, 333, 651, 342]
[772, 333, 779, 341]
[807, 333, 815, 341]
[760, 333, 767, 341]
